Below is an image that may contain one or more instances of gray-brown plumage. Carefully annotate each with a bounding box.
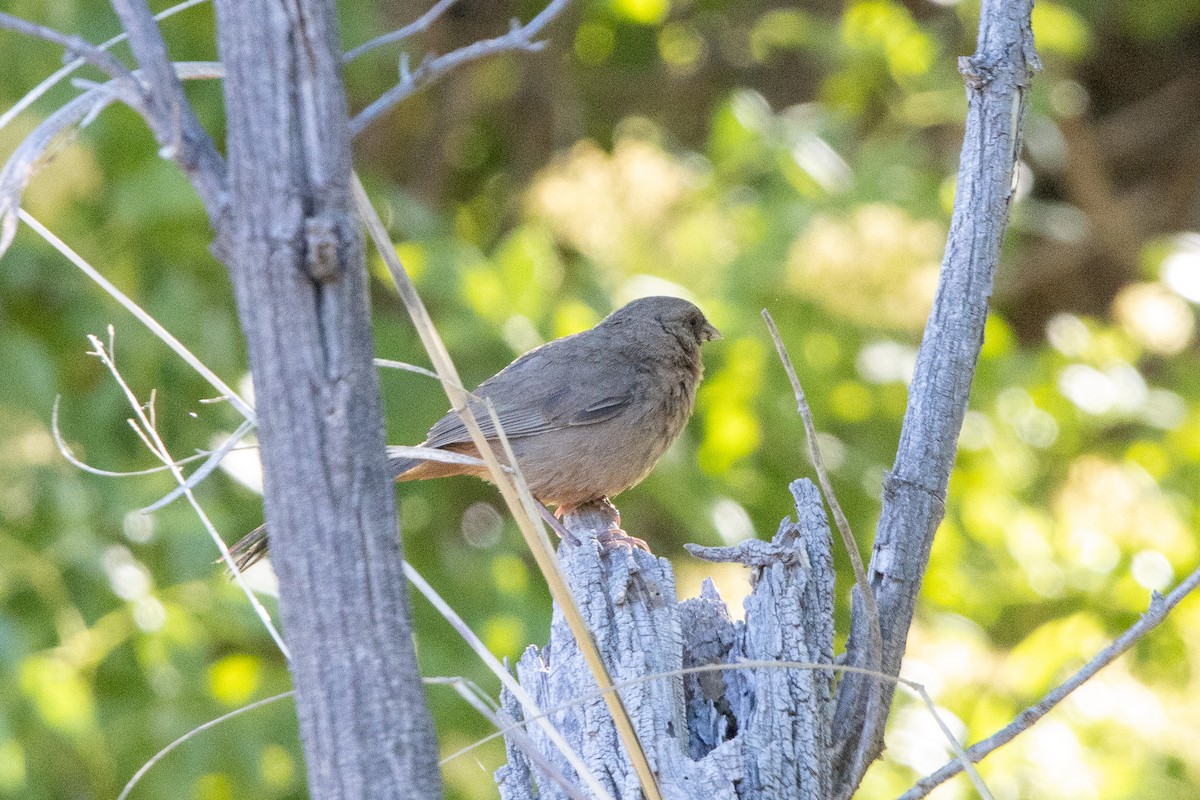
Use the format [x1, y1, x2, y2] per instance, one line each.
[229, 296, 719, 569]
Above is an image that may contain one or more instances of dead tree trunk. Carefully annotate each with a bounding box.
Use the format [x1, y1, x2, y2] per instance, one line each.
[494, 1, 1037, 797]
[496, 482, 835, 799]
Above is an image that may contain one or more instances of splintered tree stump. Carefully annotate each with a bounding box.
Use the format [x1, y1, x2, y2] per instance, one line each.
[495, 479, 836, 799]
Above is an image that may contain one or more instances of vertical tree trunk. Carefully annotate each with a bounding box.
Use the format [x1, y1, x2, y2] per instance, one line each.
[831, 1, 1038, 793]
[212, 2, 443, 797]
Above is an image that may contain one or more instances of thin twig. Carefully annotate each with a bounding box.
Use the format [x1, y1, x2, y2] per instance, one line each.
[899, 562, 1200, 800]
[353, 173, 655, 800]
[911, 685, 994, 800]
[386, 444, 513, 471]
[761, 310, 878, 621]
[140, 418, 256, 512]
[762, 308, 886, 749]
[343, 0, 460, 63]
[441, 659, 992, 800]
[120, 675, 494, 800]
[350, 0, 573, 137]
[425, 674, 501, 713]
[51, 396, 249, 478]
[116, 691, 296, 800]
[18, 212, 254, 421]
[0, 12, 138, 86]
[484, 400, 575, 562]
[84, 333, 288, 658]
[438, 678, 592, 800]
[374, 357, 447, 382]
[0, 0, 208, 134]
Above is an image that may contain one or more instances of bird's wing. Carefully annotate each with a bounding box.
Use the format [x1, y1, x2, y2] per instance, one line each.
[422, 338, 643, 448]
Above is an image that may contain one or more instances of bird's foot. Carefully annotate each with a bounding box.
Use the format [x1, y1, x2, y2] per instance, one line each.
[595, 528, 650, 552]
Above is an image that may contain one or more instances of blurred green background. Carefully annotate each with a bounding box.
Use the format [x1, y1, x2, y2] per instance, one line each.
[3, 0, 1200, 798]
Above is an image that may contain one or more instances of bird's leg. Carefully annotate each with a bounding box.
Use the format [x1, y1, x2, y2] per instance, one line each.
[591, 497, 649, 552]
[537, 502, 581, 546]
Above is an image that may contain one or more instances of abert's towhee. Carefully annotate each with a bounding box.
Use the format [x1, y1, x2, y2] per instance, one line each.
[230, 295, 720, 568]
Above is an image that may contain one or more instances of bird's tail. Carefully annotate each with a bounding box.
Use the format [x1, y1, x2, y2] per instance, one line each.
[388, 451, 422, 480]
[224, 455, 428, 576]
[227, 523, 269, 572]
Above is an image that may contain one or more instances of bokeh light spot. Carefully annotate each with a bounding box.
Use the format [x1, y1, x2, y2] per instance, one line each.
[208, 654, 263, 707]
[492, 553, 530, 595]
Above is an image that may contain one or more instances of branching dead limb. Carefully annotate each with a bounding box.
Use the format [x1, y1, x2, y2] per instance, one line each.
[0, 13, 137, 85]
[343, 0, 460, 62]
[350, 0, 574, 136]
[829, 2, 1040, 795]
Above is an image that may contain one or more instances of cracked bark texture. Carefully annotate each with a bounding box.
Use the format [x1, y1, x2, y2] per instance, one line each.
[495, 480, 835, 799]
[830, 2, 1037, 795]
[212, 1, 443, 798]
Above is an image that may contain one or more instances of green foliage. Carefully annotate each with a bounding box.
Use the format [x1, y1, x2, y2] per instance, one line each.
[3, 1, 1200, 799]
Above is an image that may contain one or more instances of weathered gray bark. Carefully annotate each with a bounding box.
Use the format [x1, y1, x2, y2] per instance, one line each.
[830, 3, 1038, 794]
[496, 481, 835, 799]
[211, 1, 443, 798]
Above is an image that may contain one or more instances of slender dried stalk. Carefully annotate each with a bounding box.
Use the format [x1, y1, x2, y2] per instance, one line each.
[352, 173, 660, 800]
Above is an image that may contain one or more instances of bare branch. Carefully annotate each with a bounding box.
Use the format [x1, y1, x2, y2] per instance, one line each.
[350, 0, 573, 137]
[52, 395, 250, 478]
[386, 444, 513, 470]
[438, 677, 592, 800]
[403, 561, 610, 800]
[0, 0, 208, 134]
[117, 691, 296, 800]
[109, 0, 227, 220]
[343, 0, 460, 63]
[374, 357, 448, 382]
[140, 419, 256, 512]
[83, 333, 288, 657]
[0, 12, 138, 86]
[761, 309, 879, 624]
[899, 563, 1200, 799]
[762, 308, 887, 779]
[1, 64, 225, 259]
[830, 1, 1039, 795]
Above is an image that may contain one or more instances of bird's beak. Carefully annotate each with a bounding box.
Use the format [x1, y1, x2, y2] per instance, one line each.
[702, 322, 722, 342]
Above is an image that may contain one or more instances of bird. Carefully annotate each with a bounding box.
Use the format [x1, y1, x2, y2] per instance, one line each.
[228, 295, 720, 569]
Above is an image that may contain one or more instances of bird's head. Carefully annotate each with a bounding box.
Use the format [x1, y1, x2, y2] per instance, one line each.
[609, 295, 721, 346]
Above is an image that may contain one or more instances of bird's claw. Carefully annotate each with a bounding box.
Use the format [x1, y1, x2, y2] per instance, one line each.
[595, 528, 650, 552]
